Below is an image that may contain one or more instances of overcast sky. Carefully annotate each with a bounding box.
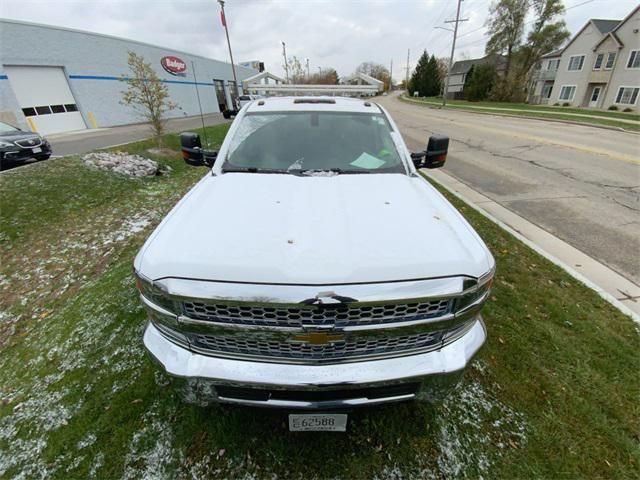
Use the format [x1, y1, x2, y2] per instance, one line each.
[1, 0, 637, 81]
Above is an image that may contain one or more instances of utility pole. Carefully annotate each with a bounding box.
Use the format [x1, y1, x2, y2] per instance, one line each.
[282, 41, 289, 83]
[389, 59, 393, 92]
[305, 58, 310, 80]
[218, 0, 239, 110]
[442, 0, 468, 107]
[405, 49, 410, 92]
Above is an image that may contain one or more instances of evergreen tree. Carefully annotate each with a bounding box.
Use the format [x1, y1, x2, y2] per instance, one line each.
[465, 64, 497, 101]
[463, 65, 475, 94]
[409, 50, 441, 97]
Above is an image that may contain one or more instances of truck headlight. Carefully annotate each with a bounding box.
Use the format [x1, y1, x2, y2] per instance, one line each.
[0, 140, 14, 148]
[134, 271, 178, 314]
[456, 268, 494, 314]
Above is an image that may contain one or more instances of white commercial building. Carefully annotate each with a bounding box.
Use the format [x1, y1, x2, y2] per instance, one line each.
[0, 19, 257, 135]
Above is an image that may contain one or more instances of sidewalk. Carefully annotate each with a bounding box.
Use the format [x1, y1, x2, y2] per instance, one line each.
[423, 168, 640, 323]
[403, 96, 640, 126]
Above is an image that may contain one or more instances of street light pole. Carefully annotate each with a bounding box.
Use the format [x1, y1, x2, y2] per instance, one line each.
[218, 0, 239, 110]
[282, 41, 289, 83]
[305, 58, 310, 80]
[442, 0, 468, 107]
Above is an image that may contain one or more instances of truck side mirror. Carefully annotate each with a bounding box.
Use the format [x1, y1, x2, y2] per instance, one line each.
[180, 132, 217, 167]
[424, 135, 449, 169]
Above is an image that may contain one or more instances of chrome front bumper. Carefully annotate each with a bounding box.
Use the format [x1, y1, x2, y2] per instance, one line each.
[143, 316, 486, 409]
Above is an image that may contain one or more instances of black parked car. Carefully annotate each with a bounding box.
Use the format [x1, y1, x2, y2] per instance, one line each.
[0, 121, 52, 170]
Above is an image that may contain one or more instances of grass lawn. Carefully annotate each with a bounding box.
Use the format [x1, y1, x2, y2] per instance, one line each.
[402, 95, 640, 131]
[0, 125, 638, 479]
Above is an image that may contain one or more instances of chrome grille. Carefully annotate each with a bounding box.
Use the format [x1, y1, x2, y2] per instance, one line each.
[15, 137, 42, 148]
[182, 299, 452, 328]
[189, 329, 446, 362]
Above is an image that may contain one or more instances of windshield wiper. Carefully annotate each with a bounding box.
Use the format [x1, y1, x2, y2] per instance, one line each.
[289, 168, 373, 176]
[222, 166, 288, 174]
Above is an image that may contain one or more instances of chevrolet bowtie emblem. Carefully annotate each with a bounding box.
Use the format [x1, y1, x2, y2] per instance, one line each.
[292, 332, 344, 345]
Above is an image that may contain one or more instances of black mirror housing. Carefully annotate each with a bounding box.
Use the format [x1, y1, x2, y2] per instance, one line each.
[424, 135, 449, 169]
[180, 132, 217, 167]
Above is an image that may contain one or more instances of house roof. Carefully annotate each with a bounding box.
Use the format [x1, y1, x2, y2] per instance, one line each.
[593, 5, 640, 50]
[591, 19, 622, 35]
[450, 55, 506, 75]
[559, 18, 622, 54]
[541, 49, 562, 59]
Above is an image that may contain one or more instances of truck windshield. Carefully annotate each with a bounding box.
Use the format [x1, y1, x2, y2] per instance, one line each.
[224, 111, 405, 174]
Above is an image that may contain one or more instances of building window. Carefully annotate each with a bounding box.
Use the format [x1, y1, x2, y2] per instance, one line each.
[627, 50, 640, 69]
[21, 107, 36, 117]
[558, 85, 576, 101]
[605, 52, 616, 70]
[542, 82, 553, 99]
[593, 53, 604, 70]
[615, 86, 639, 105]
[567, 55, 585, 71]
[546, 59, 560, 71]
[35, 106, 52, 115]
[50, 105, 65, 113]
[64, 104, 78, 112]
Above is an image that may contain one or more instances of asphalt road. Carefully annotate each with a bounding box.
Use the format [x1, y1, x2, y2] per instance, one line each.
[378, 93, 640, 286]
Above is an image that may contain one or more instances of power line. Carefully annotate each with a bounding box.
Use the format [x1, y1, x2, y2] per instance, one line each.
[455, 0, 597, 51]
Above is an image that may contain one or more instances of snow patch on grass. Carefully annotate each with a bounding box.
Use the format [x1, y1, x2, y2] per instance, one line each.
[435, 379, 527, 478]
[123, 402, 179, 480]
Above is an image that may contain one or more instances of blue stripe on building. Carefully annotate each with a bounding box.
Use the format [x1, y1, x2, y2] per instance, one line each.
[68, 74, 214, 86]
[0, 75, 8, 80]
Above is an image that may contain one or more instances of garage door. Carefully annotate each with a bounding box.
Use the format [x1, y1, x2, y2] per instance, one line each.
[4, 66, 86, 135]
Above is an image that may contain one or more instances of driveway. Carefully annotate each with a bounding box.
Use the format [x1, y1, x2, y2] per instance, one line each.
[378, 94, 640, 286]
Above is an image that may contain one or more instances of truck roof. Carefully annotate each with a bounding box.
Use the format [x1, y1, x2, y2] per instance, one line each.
[245, 96, 381, 114]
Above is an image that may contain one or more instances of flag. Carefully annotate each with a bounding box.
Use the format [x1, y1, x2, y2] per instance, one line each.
[220, 10, 226, 27]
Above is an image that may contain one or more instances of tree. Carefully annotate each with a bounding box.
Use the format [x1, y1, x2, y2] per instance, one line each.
[463, 65, 475, 93]
[485, 0, 528, 78]
[485, 0, 569, 101]
[285, 55, 307, 83]
[409, 50, 441, 97]
[121, 52, 178, 147]
[312, 68, 339, 85]
[465, 64, 497, 101]
[516, 0, 570, 91]
[355, 62, 391, 91]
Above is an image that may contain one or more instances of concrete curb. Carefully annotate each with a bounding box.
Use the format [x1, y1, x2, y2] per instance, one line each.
[400, 96, 640, 135]
[421, 170, 640, 326]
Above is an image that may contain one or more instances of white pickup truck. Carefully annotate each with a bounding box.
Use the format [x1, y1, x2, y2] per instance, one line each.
[135, 96, 494, 431]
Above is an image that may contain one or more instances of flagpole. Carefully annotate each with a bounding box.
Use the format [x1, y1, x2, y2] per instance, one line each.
[218, 0, 239, 110]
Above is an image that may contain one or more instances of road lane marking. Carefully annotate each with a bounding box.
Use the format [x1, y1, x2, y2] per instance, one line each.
[390, 101, 640, 165]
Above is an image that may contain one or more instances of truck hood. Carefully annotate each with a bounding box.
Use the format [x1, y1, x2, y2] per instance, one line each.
[136, 173, 493, 284]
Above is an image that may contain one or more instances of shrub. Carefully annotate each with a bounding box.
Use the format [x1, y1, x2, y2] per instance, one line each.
[464, 64, 497, 102]
[623, 107, 634, 112]
[562, 102, 570, 107]
[608, 105, 619, 111]
[553, 102, 560, 106]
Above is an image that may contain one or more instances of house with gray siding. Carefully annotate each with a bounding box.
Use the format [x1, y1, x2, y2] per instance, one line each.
[551, 18, 621, 108]
[528, 50, 561, 104]
[445, 55, 506, 99]
[549, 5, 640, 111]
[593, 5, 640, 111]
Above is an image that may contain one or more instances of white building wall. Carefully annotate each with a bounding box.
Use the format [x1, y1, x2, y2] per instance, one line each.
[0, 20, 257, 131]
[601, 8, 640, 112]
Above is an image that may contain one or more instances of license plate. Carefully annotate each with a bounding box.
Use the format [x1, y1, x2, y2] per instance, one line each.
[289, 413, 347, 432]
[32, 147, 42, 153]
